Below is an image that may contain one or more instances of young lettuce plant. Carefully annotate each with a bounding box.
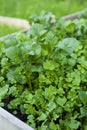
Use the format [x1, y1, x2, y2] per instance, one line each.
[0, 12, 87, 130]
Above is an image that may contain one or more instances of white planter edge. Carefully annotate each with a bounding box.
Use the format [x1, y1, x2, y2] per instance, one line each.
[0, 107, 34, 130]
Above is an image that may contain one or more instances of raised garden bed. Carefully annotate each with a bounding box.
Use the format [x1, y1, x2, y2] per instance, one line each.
[0, 16, 30, 37]
[0, 16, 30, 29]
[0, 10, 87, 130]
[0, 107, 34, 130]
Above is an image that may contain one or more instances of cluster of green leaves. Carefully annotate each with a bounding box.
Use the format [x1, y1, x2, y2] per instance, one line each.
[0, 12, 87, 130]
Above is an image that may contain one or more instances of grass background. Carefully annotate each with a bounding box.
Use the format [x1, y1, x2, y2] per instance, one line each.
[0, 0, 87, 18]
[0, 0, 87, 36]
[0, 24, 22, 37]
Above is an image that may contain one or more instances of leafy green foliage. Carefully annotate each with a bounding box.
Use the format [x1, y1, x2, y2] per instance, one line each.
[0, 12, 87, 130]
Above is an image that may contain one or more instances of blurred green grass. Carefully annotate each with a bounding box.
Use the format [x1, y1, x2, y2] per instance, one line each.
[0, 0, 87, 36]
[0, 0, 87, 19]
[0, 24, 22, 37]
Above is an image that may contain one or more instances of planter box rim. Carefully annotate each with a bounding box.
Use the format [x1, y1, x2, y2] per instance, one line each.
[0, 107, 34, 130]
[0, 29, 28, 41]
[62, 8, 87, 20]
[0, 16, 30, 29]
[0, 8, 87, 40]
